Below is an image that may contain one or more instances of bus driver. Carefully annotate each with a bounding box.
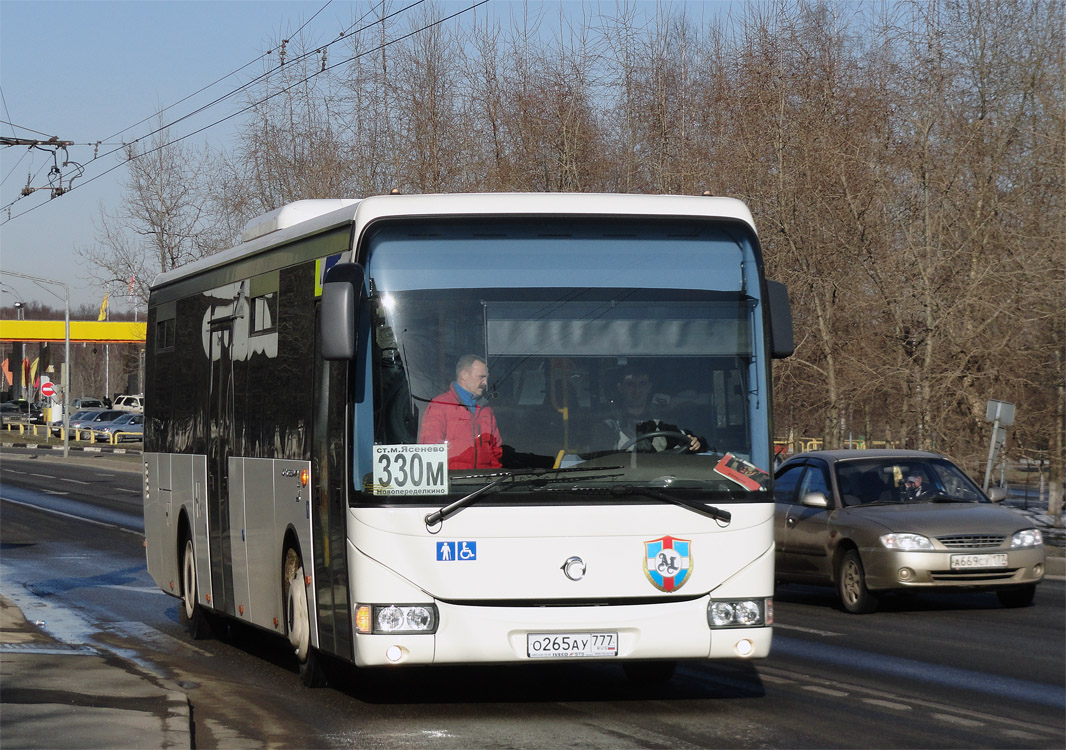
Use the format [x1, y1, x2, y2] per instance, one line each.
[418, 354, 503, 470]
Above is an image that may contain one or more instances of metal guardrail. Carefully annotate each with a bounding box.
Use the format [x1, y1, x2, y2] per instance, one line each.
[774, 438, 900, 453]
[1, 422, 141, 444]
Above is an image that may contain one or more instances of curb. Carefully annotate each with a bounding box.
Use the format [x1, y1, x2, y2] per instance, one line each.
[1, 442, 140, 454]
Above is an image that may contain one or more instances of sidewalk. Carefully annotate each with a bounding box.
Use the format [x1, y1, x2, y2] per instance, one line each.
[0, 596, 190, 750]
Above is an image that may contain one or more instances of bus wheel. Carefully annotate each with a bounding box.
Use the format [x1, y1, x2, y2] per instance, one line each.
[284, 551, 328, 687]
[181, 537, 215, 640]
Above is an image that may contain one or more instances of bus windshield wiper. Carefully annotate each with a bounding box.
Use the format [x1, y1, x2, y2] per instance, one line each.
[619, 485, 732, 523]
[562, 484, 732, 523]
[425, 465, 623, 528]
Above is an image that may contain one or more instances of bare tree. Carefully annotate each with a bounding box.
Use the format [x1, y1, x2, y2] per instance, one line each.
[84, 115, 220, 303]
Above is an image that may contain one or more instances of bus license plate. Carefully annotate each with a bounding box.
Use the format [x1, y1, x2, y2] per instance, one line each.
[950, 553, 1008, 569]
[527, 632, 618, 658]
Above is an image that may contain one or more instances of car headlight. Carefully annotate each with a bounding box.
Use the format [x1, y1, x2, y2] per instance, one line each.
[355, 604, 438, 634]
[880, 533, 934, 550]
[707, 598, 771, 628]
[1010, 529, 1043, 548]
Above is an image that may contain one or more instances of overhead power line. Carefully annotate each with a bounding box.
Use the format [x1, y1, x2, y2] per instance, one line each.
[98, 0, 340, 145]
[1, 0, 486, 224]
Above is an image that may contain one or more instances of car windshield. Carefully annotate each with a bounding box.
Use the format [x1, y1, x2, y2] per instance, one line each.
[835, 457, 987, 506]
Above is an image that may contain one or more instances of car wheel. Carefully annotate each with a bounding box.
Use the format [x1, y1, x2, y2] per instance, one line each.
[181, 537, 216, 639]
[836, 549, 878, 614]
[996, 584, 1036, 608]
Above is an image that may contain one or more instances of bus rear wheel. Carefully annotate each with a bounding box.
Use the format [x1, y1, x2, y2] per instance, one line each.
[284, 549, 328, 687]
[181, 537, 215, 639]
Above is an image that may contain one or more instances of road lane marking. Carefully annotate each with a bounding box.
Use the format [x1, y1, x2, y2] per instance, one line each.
[862, 698, 912, 711]
[0, 495, 141, 536]
[932, 713, 984, 728]
[803, 685, 849, 697]
[774, 623, 844, 636]
[759, 664, 1062, 737]
[58, 477, 91, 485]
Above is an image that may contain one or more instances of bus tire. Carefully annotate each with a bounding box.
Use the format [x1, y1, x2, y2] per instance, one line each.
[284, 550, 328, 688]
[181, 537, 215, 640]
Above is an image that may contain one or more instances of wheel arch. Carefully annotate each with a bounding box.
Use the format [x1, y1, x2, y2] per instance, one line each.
[830, 537, 859, 584]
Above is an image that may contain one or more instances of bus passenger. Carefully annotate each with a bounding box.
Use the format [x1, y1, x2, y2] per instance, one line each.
[418, 354, 503, 469]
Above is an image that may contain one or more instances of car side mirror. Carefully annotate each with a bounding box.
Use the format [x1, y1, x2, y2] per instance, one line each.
[801, 491, 829, 508]
[320, 263, 366, 360]
[986, 487, 1007, 503]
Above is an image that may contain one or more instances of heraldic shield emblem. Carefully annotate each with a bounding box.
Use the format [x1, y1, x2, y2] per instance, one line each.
[644, 536, 692, 592]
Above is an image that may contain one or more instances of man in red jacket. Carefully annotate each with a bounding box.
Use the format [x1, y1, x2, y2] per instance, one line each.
[418, 354, 502, 469]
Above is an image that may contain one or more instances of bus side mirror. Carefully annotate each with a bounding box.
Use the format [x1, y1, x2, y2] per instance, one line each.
[766, 280, 795, 359]
[321, 263, 366, 360]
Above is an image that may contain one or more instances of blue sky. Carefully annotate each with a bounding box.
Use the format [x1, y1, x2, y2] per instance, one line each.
[1, 0, 382, 311]
[1, 0, 728, 312]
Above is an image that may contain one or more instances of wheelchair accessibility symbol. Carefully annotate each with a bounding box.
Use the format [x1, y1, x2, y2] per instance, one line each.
[436, 541, 477, 562]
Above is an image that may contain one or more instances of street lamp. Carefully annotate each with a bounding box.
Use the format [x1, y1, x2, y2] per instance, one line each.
[0, 271, 71, 458]
[14, 301, 24, 320]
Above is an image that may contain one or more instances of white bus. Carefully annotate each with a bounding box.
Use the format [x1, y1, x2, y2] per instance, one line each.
[143, 193, 794, 686]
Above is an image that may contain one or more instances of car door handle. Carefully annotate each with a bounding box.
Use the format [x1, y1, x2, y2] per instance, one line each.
[787, 517, 796, 527]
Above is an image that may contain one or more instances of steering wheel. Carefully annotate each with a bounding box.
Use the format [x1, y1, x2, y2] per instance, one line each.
[618, 430, 693, 454]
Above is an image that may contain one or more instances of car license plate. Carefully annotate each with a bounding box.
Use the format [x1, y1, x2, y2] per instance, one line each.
[950, 553, 1008, 569]
[527, 632, 618, 658]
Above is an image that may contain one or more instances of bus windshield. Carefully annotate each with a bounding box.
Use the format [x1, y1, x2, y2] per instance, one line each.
[364, 217, 770, 500]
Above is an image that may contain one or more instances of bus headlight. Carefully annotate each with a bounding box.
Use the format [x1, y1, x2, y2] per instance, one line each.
[708, 598, 771, 628]
[355, 604, 438, 634]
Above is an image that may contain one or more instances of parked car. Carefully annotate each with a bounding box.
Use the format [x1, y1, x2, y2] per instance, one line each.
[773, 449, 1045, 613]
[112, 394, 143, 413]
[1, 401, 30, 424]
[2, 400, 41, 424]
[71, 397, 106, 410]
[91, 412, 144, 442]
[62, 409, 126, 437]
[53, 409, 96, 436]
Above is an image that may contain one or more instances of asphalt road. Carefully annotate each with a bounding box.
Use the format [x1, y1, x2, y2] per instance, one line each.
[2, 449, 1063, 749]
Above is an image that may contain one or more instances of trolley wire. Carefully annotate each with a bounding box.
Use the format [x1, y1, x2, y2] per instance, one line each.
[2, 0, 420, 221]
[3, 0, 486, 224]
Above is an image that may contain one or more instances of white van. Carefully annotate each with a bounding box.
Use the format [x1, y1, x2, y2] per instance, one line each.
[112, 394, 144, 413]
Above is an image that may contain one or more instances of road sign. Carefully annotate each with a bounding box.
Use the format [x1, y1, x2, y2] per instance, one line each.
[985, 399, 1015, 426]
[41, 381, 55, 397]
